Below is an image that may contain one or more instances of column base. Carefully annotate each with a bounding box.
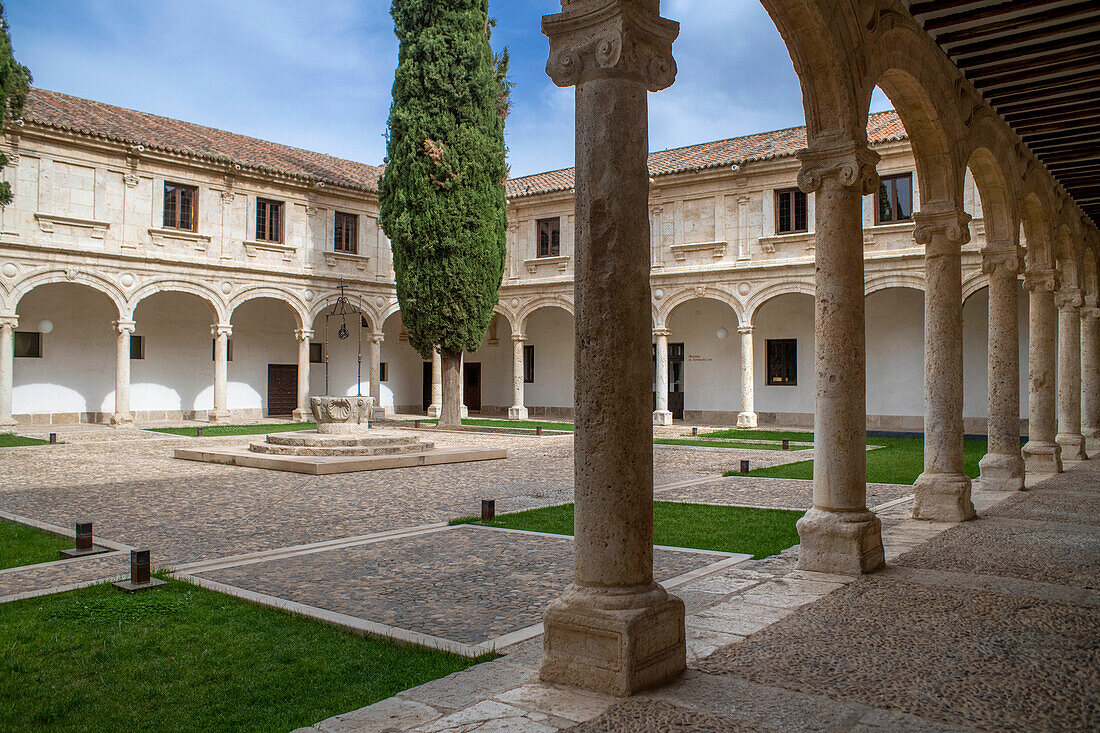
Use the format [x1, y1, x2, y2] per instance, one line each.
[796, 508, 884, 575]
[1023, 440, 1063, 474]
[1056, 432, 1088, 460]
[291, 408, 312, 422]
[208, 410, 233, 424]
[541, 583, 685, 696]
[427, 404, 442, 419]
[977, 452, 1025, 491]
[383, 405, 395, 418]
[652, 410, 672, 426]
[109, 412, 134, 429]
[508, 406, 529, 420]
[0, 419, 16, 435]
[736, 411, 758, 428]
[461, 406, 469, 419]
[913, 472, 976, 522]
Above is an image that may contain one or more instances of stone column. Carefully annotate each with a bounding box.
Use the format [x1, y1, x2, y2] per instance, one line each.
[427, 347, 442, 418]
[736, 325, 757, 428]
[292, 328, 313, 422]
[210, 323, 232, 423]
[1082, 306, 1100, 439]
[509, 334, 529, 420]
[1055, 287, 1087, 460]
[1023, 269, 1062, 473]
[459, 352, 468, 419]
[540, 1, 685, 696]
[977, 246, 1024, 490]
[0, 316, 17, 433]
[912, 208, 975, 522]
[369, 332, 383, 416]
[793, 138, 884, 575]
[110, 319, 136, 428]
[653, 328, 672, 425]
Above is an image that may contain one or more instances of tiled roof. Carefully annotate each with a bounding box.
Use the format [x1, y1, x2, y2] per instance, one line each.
[18, 88, 906, 200]
[506, 111, 907, 198]
[20, 88, 385, 192]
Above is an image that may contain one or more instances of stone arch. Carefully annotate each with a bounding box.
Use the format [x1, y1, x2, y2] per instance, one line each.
[11, 270, 127, 320]
[517, 295, 575, 331]
[864, 273, 924, 296]
[1083, 245, 1100, 304]
[745, 280, 813, 325]
[310, 292, 378, 333]
[130, 280, 225, 323]
[228, 289, 307, 331]
[1055, 223, 1082, 289]
[962, 272, 991, 304]
[660, 288, 743, 328]
[1020, 168, 1056, 272]
[965, 144, 1018, 247]
[491, 304, 518, 337]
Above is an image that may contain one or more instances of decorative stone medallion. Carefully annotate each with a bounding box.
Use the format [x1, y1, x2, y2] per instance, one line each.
[221, 282, 233, 295]
[737, 282, 752, 296]
[310, 395, 374, 434]
[1, 262, 16, 278]
[120, 273, 135, 288]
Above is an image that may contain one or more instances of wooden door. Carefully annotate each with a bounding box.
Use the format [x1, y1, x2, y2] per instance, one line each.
[668, 343, 685, 420]
[267, 364, 297, 417]
[423, 362, 432, 412]
[464, 362, 482, 412]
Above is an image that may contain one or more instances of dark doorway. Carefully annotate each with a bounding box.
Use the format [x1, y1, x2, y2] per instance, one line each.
[423, 361, 432, 412]
[464, 362, 482, 413]
[669, 343, 685, 420]
[267, 364, 297, 417]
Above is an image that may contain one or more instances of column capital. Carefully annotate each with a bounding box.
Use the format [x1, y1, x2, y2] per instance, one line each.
[1055, 288, 1084, 311]
[737, 325, 753, 335]
[542, 0, 679, 91]
[294, 328, 315, 342]
[113, 319, 136, 334]
[0, 315, 17, 330]
[1023, 268, 1060, 293]
[1081, 306, 1100, 320]
[913, 208, 972, 250]
[795, 137, 880, 195]
[211, 324, 233, 338]
[980, 245, 1023, 278]
[371, 332, 384, 345]
[512, 333, 527, 343]
[652, 328, 670, 338]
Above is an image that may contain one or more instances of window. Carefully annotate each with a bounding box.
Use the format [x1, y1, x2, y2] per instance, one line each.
[309, 343, 324, 364]
[523, 344, 535, 383]
[537, 217, 560, 257]
[163, 182, 197, 230]
[766, 339, 797, 386]
[775, 188, 808, 234]
[14, 331, 41, 358]
[334, 211, 357, 253]
[211, 338, 234, 362]
[130, 335, 145, 360]
[256, 198, 283, 242]
[876, 173, 913, 224]
[380, 362, 388, 382]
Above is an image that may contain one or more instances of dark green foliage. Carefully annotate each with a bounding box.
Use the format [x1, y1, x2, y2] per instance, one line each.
[379, 0, 509, 359]
[0, 2, 30, 206]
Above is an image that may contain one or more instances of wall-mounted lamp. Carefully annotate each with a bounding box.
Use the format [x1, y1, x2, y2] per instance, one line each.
[38, 319, 54, 334]
[716, 327, 728, 340]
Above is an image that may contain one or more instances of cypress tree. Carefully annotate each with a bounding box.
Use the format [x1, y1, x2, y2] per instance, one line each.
[0, 2, 30, 206]
[379, 0, 509, 426]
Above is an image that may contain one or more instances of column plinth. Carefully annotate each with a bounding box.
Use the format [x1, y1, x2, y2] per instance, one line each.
[510, 334, 529, 420]
[209, 324, 232, 423]
[652, 329, 672, 426]
[291, 329, 314, 422]
[110, 319, 136, 428]
[793, 138, 884, 574]
[1055, 287, 1087, 460]
[1023, 270, 1062, 474]
[736, 325, 757, 427]
[0, 316, 17, 433]
[539, 0, 684, 696]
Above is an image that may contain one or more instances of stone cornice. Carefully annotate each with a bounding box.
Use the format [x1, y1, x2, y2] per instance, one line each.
[795, 139, 880, 195]
[543, 0, 679, 91]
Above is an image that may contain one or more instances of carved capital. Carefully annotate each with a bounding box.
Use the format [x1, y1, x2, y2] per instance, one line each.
[294, 328, 315, 342]
[542, 0, 679, 91]
[512, 333, 527, 343]
[113, 319, 136, 335]
[1023, 268, 1060, 293]
[371, 332, 384, 345]
[211, 324, 233, 338]
[737, 325, 753, 335]
[652, 328, 670, 339]
[123, 174, 140, 188]
[795, 139, 880, 195]
[0, 315, 17, 330]
[980, 245, 1023, 278]
[1055, 288, 1083, 311]
[1081, 306, 1100, 320]
[913, 208, 971, 251]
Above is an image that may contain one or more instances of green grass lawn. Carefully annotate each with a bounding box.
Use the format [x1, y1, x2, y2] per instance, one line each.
[697, 428, 816, 443]
[0, 519, 74, 570]
[454, 502, 803, 559]
[147, 422, 317, 438]
[654, 438, 797, 451]
[724, 434, 988, 485]
[411, 417, 575, 431]
[0, 579, 488, 731]
[0, 434, 52, 447]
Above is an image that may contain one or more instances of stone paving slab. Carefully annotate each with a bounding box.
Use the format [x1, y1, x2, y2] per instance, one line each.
[192, 525, 737, 647]
[655, 476, 912, 510]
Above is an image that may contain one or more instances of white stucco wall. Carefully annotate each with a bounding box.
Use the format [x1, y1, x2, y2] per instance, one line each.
[866, 288, 925, 418]
[668, 298, 742, 413]
[226, 298, 298, 412]
[378, 312, 426, 412]
[753, 293, 816, 415]
[961, 284, 1031, 421]
[466, 316, 514, 412]
[523, 307, 574, 409]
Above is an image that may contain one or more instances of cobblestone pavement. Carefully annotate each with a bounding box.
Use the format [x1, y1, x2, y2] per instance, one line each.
[306, 460, 1099, 733]
[0, 551, 130, 601]
[195, 525, 731, 647]
[655, 476, 912, 510]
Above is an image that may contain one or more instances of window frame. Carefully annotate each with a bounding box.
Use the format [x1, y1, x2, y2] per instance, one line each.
[309, 342, 325, 364]
[14, 331, 42, 358]
[523, 344, 535, 383]
[766, 338, 797, 387]
[255, 197, 284, 243]
[875, 173, 913, 225]
[537, 217, 561, 258]
[163, 181, 198, 231]
[774, 187, 808, 235]
[334, 211, 358, 254]
[380, 362, 388, 382]
[130, 334, 145, 360]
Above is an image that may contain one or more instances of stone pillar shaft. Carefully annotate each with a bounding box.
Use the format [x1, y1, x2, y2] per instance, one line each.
[977, 247, 1024, 490]
[1023, 271, 1062, 473]
[0, 316, 16, 432]
[539, 0, 685, 696]
[210, 324, 232, 423]
[292, 329, 313, 422]
[369, 333, 382, 414]
[1056, 288, 1087, 459]
[792, 138, 884, 575]
[509, 334, 528, 420]
[111, 319, 136, 427]
[653, 329, 672, 425]
[428, 347, 442, 418]
[736, 325, 757, 428]
[1082, 310, 1100, 438]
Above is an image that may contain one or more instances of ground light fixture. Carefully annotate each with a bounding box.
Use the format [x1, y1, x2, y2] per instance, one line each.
[481, 499, 495, 522]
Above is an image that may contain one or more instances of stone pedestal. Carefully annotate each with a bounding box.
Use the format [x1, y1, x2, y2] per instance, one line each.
[311, 395, 373, 433]
[1055, 288, 1087, 460]
[736, 325, 757, 428]
[540, 0, 684, 696]
[792, 138, 884, 575]
[912, 208, 974, 522]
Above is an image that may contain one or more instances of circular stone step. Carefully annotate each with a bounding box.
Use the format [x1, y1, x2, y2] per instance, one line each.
[248, 440, 435, 457]
[265, 431, 418, 448]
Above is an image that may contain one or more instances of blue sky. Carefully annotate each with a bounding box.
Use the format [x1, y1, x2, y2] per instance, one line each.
[9, 1, 891, 178]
